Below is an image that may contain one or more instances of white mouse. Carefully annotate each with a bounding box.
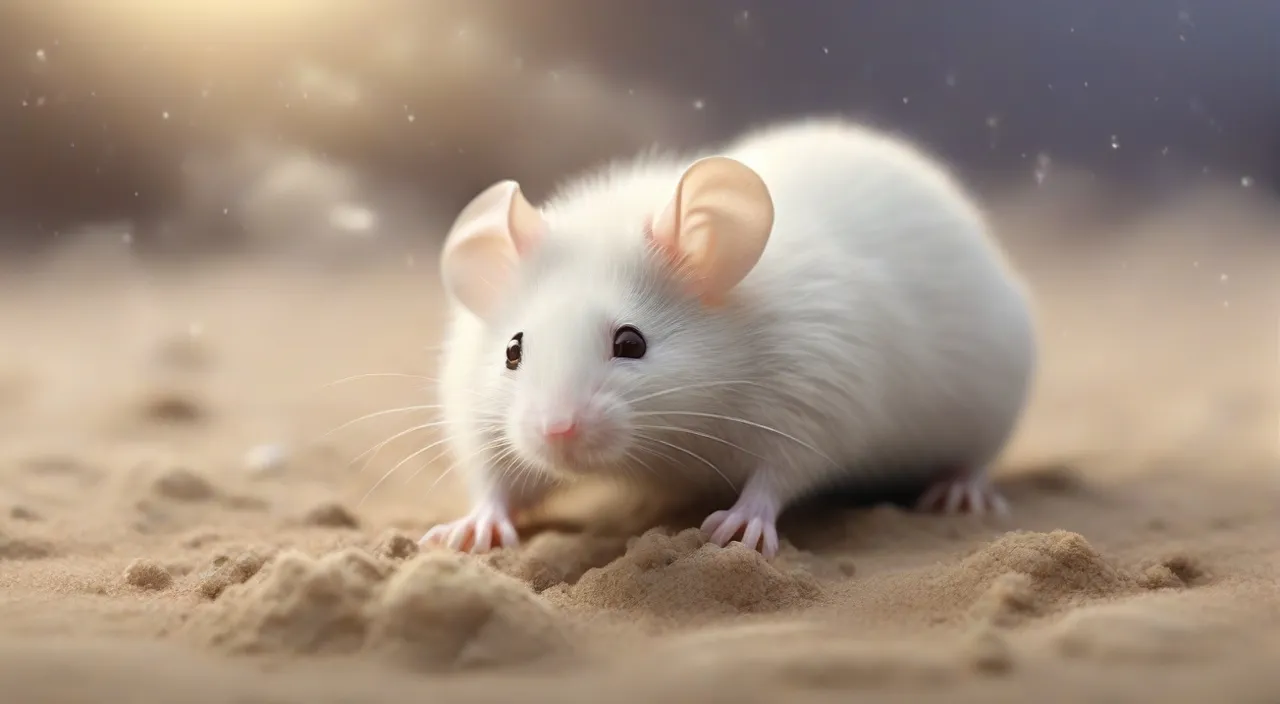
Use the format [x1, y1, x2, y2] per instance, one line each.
[421, 118, 1037, 557]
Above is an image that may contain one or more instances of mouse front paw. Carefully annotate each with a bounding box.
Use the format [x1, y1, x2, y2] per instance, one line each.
[700, 472, 784, 558]
[701, 502, 781, 559]
[419, 503, 520, 554]
[701, 508, 780, 558]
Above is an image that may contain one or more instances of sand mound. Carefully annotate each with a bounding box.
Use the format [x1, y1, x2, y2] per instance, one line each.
[189, 546, 573, 672]
[932, 530, 1206, 628]
[958, 530, 1136, 623]
[194, 548, 274, 599]
[543, 528, 825, 624]
[480, 531, 633, 593]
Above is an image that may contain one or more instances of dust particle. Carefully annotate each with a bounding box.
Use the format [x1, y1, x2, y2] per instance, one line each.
[243, 442, 289, 475]
[123, 558, 174, 590]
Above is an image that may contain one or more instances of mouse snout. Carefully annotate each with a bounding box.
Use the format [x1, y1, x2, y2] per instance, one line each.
[542, 415, 580, 443]
[512, 392, 628, 475]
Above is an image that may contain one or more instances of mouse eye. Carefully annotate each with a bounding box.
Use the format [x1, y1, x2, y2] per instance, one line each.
[505, 332, 523, 371]
[612, 325, 646, 360]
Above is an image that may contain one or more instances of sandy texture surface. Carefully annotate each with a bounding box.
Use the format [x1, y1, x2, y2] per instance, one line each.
[1, 190, 1277, 703]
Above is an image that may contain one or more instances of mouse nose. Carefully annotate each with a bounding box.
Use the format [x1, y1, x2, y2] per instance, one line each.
[543, 417, 579, 443]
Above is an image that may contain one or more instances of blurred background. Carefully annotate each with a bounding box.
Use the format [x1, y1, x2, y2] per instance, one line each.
[1, 0, 1277, 259]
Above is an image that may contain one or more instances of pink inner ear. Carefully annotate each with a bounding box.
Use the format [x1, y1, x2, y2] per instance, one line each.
[508, 186, 548, 256]
[511, 219, 544, 257]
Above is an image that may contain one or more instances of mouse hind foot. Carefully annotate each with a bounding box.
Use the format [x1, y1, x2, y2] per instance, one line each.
[915, 466, 1009, 516]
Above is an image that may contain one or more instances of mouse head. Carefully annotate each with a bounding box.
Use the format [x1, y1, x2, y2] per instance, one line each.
[440, 156, 774, 477]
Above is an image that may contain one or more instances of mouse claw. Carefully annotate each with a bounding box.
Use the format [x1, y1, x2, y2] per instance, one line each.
[419, 503, 520, 554]
[701, 507, 780, 558]
[916, 472, 1009, 517]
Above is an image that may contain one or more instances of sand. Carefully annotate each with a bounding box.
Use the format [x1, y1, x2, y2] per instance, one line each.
[1, 187, 1278, 703]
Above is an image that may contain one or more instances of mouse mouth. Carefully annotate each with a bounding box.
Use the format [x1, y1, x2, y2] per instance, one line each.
[509, 414, 629, 478]
[528, 433, 626, 477]
[508, 394, 633, 477]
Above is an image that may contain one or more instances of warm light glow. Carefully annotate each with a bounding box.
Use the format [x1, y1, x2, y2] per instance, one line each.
[64, 0, 347, 37]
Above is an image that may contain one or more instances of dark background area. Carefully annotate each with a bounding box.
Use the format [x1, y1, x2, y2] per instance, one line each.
[0, 0, 1276, 252]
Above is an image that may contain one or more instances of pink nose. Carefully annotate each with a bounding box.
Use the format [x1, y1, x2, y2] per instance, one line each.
[543, 418, 579, 442]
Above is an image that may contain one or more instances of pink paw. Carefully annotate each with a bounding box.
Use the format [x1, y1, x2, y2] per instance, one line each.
[915, 474, 1009, 516]
[419, 503, 520, 554]
[701, 504, 780, 558]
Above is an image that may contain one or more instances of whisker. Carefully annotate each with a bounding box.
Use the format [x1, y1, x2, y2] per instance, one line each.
[319, 372, 437, 390]
[489, 446, 523, 485]
[347, 412, 504, 468]
[350, 420, 452, 471]
[419, 437, 509, 497]
[628, 442, 689, 487]
[633, 410, 837, 467]
[632, 423, 769, 463]
[621, 449, 656, 480]
[487, 444, 517, 468]
[320, 405, 445, 439]
[627, 379, 766, 406]
[357, 435, 459, 507]
[403, 446, 454, 484]
[632, 433, 736, 492]
[402, 430, 504, 484]
[631, 443, 680, 469]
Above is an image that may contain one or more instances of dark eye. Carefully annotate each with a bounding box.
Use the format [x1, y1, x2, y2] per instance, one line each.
[505, 332, 523, 370]
[612, 325, 646, 359]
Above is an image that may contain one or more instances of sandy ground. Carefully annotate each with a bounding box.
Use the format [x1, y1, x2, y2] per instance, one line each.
[1, 188, 1278, 703]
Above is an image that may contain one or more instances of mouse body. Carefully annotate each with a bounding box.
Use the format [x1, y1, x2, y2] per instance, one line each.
[423, 118, 1037, 557]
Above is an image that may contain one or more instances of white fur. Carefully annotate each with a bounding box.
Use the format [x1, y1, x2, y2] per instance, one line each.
[438, 118, 1037, 517]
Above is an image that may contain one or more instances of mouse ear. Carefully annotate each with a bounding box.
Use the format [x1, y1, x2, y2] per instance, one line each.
[650, 156, 774, 305]
[440, 180, 547, 319]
